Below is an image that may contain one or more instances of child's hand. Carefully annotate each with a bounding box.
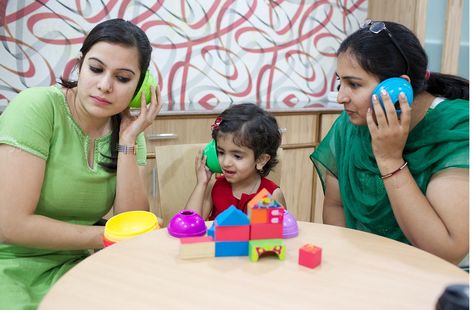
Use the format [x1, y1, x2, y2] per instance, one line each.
[195, 148, 213, 185]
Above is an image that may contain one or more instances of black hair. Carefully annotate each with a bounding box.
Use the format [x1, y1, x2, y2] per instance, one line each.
[211, 103, 281, 177]
[59, 18, 152, 172]
[337, 21, 469, 100]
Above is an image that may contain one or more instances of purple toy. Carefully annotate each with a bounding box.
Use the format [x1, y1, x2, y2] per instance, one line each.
[282, 210, 298, 238]
[167, 210, 207, 238]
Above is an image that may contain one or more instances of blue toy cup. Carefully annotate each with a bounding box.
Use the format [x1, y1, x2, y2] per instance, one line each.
[371, 77, 413, 114]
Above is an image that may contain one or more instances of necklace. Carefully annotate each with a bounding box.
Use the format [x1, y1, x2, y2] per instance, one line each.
[249, 177, 260, 194]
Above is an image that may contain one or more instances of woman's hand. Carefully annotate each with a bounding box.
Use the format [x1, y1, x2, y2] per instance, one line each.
[367, 90, 411, 174]
[195, 148, 213, 185]
[120, 84, 163, 143]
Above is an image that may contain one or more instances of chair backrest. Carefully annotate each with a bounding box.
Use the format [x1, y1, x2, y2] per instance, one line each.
[155, 144, 204, 226]
[154, 144, 282, 226]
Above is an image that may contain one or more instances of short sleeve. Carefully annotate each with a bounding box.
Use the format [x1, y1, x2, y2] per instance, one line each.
[0, 87, 57, 159]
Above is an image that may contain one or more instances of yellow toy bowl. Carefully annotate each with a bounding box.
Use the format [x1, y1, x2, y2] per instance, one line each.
[104, 211, 159, 243]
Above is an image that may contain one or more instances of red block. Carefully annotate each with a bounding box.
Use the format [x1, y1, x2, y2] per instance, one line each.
[298, 244, 322, 269]
[215, 225, 250, 241]
[250, 223, 282, 240]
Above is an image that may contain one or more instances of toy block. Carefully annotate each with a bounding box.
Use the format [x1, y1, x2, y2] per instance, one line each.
[207, 222, 215, 239]
[249, 208, 268, 224]
[249, 239, 285, 262]
[179, 236, 215, 259]
[215, 241, 249, 257]
[249, 206, 284, 224]
[256, 196, 281, 208]
[246, 188, 271, 212]
[215, 205, 249, 226]
[298, 244, 322, 269]
[250, 223, 283, 240]
[215, 225, 250, 241]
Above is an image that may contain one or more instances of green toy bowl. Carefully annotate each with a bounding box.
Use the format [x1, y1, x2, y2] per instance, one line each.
[203, 139, 222, 173]
[129, 70, 156, 108]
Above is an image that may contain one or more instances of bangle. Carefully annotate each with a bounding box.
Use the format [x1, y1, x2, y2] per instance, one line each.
[117, 144, 136, 155]
[380, 161, 408, 179]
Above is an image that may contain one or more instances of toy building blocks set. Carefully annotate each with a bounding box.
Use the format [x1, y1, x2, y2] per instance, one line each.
[174, 189, 321, 268]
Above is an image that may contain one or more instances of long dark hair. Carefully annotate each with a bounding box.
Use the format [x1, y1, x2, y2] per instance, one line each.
[60, 18, 152, 171]
[211, 103, 281, 177]
[337, 21, 469, 100]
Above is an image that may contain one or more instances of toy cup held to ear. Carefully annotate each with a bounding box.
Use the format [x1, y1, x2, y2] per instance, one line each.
[129, 70, 157, 108]
[203, 139, 222, 173]
[371, 77, 413, 114]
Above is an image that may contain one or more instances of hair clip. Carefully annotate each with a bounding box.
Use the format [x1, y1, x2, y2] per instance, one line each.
[211, 116, 222, 132]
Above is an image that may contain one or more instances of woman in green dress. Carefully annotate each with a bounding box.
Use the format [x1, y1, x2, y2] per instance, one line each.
[311, 20, 468, 267]
[0, 19, 162, 309]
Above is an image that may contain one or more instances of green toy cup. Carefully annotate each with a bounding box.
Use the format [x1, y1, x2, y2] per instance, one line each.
[129, 70, 157, 108]
[203, 139, 222, 173]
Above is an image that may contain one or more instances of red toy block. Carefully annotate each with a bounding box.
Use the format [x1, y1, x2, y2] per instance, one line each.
[215, 225, 250, 241]
[268, 207, 284, 224]
[298, 244, 322, 269]
[180, 236, 213, 244]
[250, 223, 282, 240]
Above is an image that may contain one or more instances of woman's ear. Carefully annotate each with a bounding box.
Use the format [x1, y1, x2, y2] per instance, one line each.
[400, 74, 411, 83]
[256, 153, 271, 170]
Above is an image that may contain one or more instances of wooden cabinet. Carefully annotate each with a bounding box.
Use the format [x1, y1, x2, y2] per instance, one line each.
[144, 110, 341, 223]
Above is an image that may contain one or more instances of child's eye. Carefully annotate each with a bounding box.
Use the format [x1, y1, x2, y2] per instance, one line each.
[336, 84, 341, 91]
[217, 150, 224, 156]
[234, 154, 242, 160]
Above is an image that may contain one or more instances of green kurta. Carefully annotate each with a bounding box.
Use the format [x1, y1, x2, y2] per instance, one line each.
[0, 86, 146, 309]
[310, 99, 469, 243]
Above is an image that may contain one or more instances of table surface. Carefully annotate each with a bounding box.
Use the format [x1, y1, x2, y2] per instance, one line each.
[39, 222, 468, 310]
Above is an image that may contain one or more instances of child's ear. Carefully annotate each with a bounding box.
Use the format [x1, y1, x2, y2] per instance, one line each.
[256, 153, 271, 171]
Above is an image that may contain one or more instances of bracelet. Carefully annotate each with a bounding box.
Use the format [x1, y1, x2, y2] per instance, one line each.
[380, 161, 408, 179]
[117, 144, 136, 155]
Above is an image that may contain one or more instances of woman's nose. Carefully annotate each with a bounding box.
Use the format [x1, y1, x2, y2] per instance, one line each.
[97, 75, 112, 93]
[336, 88, 349, 105]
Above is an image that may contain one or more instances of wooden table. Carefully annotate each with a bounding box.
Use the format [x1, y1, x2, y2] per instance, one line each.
[39, 222, 468, 309]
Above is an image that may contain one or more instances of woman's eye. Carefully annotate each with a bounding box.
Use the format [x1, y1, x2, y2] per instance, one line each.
[349, 82, 360, 89]
[116, 76, 131, 83]
[89, 66, 102, 73]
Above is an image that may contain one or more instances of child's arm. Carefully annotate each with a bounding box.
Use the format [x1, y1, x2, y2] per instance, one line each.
[272, 188, 287, 210]
[185, 149, 214, 218]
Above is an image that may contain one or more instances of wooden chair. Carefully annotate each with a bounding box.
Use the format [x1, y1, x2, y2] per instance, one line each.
[154, 144, 282, 226]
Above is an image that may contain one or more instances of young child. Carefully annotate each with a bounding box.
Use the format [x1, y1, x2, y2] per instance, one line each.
[185, 103, 286, 219]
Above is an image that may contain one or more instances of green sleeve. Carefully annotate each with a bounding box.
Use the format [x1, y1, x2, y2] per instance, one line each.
[0, 87, 56, 159]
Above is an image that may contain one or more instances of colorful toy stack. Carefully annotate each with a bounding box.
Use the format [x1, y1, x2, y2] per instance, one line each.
[246, 189, 285, 262]
[177, 189, 290, 262]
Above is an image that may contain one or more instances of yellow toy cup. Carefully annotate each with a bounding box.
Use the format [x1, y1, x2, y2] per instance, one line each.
[103, 211, 159, 247]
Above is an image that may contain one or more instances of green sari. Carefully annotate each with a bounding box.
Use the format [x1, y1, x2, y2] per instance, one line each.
[310, 99, 469, 243]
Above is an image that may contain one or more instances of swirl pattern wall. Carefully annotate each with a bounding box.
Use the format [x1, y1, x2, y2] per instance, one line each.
[1, 0, 367, 111]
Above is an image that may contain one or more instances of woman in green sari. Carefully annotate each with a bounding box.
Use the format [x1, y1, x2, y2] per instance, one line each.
[311, 20, 468, 266]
